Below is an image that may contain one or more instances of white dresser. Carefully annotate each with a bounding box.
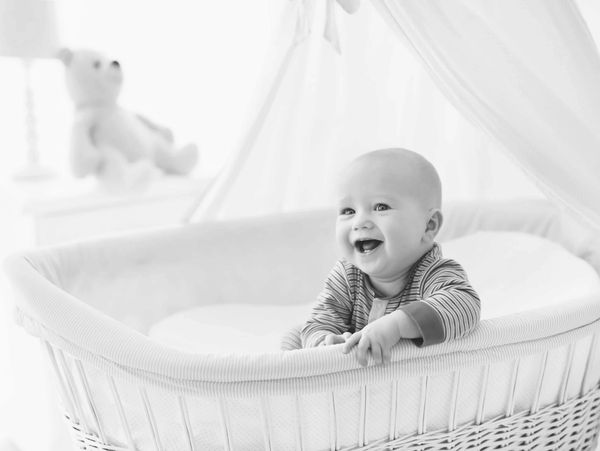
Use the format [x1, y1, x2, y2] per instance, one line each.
[21, 175, 210, 246]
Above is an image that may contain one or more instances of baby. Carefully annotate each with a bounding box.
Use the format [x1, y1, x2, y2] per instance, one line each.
[300, 148, 480, 366]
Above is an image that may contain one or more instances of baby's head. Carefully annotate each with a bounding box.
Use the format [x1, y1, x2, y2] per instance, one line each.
[335, 148, 443, 285]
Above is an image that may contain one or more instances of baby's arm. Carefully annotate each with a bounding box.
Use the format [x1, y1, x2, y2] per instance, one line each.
[301, 261, 354, 347]
[402, 259, 481, 347]
[344, 259, 480, 365]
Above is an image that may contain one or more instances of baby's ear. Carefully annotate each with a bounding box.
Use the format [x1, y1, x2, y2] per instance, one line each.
[424, 209, 443, 242]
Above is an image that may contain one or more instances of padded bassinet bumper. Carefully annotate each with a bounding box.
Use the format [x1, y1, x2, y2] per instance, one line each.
[6, 200, 600, 450]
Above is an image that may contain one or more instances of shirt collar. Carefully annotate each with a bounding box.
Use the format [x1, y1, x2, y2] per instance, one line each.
[365, 243, 442, 299]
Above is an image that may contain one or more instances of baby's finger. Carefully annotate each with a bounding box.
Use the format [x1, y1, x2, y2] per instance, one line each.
[356, 336, 371, 367]
[342, 332, 352, 340]
[371, 342, 383, 365]
[323, 334, 335, 346]
[382, 346, 391, 365]
[343, 332, 362, 353]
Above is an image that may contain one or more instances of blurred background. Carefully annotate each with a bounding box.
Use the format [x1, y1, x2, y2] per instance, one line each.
[0, 1, 278, 449]
[0, 0, 598, 450]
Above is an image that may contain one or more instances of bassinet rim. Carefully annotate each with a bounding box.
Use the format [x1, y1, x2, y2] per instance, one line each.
[6, 211, 600, 387]
[14, 302, 600, 399]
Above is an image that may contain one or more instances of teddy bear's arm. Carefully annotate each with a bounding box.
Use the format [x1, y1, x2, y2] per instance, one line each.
[135, 114, 174, 142]
[70, 121, 103, 178]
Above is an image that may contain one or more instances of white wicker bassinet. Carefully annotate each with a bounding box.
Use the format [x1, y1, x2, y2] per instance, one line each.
[5, 200, 600, 451]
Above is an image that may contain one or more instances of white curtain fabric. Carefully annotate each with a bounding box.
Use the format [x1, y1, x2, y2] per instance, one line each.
[370, 0, 600, 228]
[188, 0, 544, 221]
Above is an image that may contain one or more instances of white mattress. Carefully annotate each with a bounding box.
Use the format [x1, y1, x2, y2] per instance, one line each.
[149, 231, 600, 354]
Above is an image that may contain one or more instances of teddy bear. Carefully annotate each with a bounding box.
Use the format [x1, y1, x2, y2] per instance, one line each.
[58, 48, 198, 191]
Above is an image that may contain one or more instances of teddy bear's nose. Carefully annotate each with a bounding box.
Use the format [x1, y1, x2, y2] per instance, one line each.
[111, 60, 121, 69]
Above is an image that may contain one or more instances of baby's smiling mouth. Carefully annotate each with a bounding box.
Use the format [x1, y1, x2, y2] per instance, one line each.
[354, 239, 383, 254]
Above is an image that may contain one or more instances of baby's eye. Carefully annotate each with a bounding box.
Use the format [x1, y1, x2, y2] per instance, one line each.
[93, 60, 101, 69]
[339, 207, 355, 216]
[374, 203, 391, 212]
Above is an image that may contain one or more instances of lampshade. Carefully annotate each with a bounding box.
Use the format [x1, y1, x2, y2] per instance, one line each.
[0, 0, 60, 59]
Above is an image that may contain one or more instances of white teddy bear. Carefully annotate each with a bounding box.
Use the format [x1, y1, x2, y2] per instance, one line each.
[59, 48, 198, 191]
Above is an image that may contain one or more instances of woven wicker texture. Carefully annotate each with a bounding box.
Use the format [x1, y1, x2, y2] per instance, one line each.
[62, 377, 600, 450]
[43, 326, 600, 450]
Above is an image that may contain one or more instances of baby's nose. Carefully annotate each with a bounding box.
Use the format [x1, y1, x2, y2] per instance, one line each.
[353, 216, 373, 230]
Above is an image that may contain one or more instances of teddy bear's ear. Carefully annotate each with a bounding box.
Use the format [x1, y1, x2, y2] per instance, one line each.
[57, 48, 73, 66]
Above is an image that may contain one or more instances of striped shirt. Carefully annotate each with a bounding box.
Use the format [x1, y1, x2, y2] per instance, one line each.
[301, 243, 480, 348]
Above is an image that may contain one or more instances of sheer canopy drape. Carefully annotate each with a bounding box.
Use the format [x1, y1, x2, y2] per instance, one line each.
[371, 0, 600, 228]
[189, 0, 600, 226]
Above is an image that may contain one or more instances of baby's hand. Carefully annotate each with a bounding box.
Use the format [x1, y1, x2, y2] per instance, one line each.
[342, 312, 405, 366]
[321, 332, 352, 346]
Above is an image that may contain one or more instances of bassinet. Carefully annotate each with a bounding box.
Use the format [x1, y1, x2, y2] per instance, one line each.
[5, 199, 600, 450]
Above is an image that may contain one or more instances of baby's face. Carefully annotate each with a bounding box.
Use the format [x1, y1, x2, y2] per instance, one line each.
[335, 158, 431, 281]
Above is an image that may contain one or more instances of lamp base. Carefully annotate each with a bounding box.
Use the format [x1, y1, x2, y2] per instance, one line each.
[13, 164, 55, 181]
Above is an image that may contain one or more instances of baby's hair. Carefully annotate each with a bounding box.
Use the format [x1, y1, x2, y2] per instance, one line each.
[352, 148, 442, 210]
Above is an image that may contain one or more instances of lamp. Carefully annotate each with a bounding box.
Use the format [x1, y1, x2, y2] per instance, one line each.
[0, 0, 60, 180]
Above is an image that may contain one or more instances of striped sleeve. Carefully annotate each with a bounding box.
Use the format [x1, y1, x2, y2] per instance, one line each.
[301, 261, 354, 348]
[399, 259, 480, 347]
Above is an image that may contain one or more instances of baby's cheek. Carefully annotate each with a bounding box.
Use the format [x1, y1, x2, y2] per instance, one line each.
[336, 237, 353, 260]
[340, 243, 354, 261]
